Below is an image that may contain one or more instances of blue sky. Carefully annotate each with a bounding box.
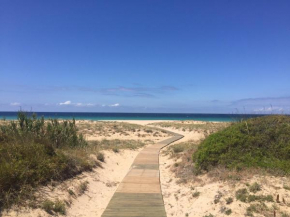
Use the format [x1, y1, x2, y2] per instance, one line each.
[1, 0, 290, 113]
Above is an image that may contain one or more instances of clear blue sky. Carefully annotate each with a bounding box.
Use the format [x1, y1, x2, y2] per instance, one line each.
[1, 0, 290, 113]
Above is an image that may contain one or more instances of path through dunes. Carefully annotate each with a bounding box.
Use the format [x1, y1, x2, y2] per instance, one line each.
[101, 133, 183, 217]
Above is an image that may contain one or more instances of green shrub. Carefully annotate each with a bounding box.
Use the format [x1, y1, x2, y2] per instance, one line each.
[192, 191, 200, 197]
[246, 203, 268, 216]
[42, 199, 55, 214]
[235, 188, 273, 203]
[193, 115, 290, 174]
[225, 209, 232, 215]
[203, 214, 214, 217]
[249, 182, 261, 193]
[97, 152, 105, 162]
[173, 145, 184, 153]
[247, 194, 273, 202]
[235, 188, 248, 202]
[0, 112, 89, 209]
[113, 147, 120, 153]
[53, 200, 66, 215]
[42, 199, 66, 215]
[226, 197, 233, 204]
[78, 181, 89, 195]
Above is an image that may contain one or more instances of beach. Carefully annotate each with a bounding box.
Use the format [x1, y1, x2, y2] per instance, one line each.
[2, 119, 290, 217]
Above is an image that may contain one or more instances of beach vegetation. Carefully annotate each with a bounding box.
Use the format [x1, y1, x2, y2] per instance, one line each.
[77, 181, 89, 195]
[68, 189, 76, 197]
[193, 115, 290, 175]
[192, 191, 200, 197]
[246, 203, 269, 216]
[203, 214, 214, 217]
[97, 152, 105, 162]
[90, 139, 146, 151]
[225, 208, 232, 215]
[150, 121, 229, 135]
[173, 145, 184, 153]
[0, 112, 91, 209]
[77, 121, 171, 138]
[0, 112, 152, 210]
[249, 182, 261, 193]
[235, 188, 273, 203]
[225, 197, 233, 204]
[42, 199, 66, 215]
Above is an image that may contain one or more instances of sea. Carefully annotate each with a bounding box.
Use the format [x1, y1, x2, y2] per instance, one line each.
[0, 112, 266, 122]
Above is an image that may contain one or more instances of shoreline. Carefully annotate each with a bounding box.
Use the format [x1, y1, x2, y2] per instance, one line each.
[0, 111, 267, 122]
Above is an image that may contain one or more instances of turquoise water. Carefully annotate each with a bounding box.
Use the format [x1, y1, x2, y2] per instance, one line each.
[0, 112, 266, 122]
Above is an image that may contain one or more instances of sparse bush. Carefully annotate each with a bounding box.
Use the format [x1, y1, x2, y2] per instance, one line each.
[249, 182, 261, 193]
[225, 209, 232, 215]
[145, 129, 153, 133]
[235, 188, 248, 202]
[97, 152, 105, 162]
[42, 199, 55, 214]
[203, 214, 214, 217]
[53, 200, 66, 215]
[42, 199, 66, 215]
[113, 147, 119, 153]
[226, 197, 233, 204]
[214, 198, 220, 204]
[235, 188, 273, 203]
[90, 139, 145, 151]
[192, 191, 200, 197]
[68, 189, 75, 196]
[246, 203, 268, 216]
[248, 194, 273, 202]
[78, 181, 89, 195]
[173, 145, 184, 153]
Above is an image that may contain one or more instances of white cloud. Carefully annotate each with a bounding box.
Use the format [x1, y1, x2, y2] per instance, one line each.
[76, 103, 95, 107]
[59, 101, 96, 107]
[109, 103, 120, 107]
[254, 106, 284, 112]
[10, 102, 20, 106]
[59, 100, 72, 105]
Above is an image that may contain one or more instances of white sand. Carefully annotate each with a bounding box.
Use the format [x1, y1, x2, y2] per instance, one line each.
[3, 149, 140, 217]
[158, 125, 290, 217]
[2, 120, 172, 217]
[4, 120, 289, 217]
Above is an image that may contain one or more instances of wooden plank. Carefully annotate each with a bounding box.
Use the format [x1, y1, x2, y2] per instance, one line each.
[101, 133, 183, 217]
[102, 193, 167, 217]
[132, 164, 159, 170]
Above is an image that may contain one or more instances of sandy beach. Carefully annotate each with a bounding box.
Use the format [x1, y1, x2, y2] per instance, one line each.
[2, 120, 290, 217]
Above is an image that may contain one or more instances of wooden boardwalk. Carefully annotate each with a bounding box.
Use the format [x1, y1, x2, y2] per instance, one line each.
[101, 132, 183, 217]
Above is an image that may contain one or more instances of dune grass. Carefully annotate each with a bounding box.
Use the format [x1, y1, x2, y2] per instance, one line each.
[149, 121, 229, 134]
[0, 112, 151, 210]
[193, 115, 290, 175]
[77, 121, 169, 138]
[0, 112, 93, 209]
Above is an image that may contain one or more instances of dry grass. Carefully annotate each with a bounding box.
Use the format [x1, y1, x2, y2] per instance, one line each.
[76, 121, 171, 138]
[149, 121, 230, 136]
[0, 115, 152, 212]
[161, 117, 290, 217]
